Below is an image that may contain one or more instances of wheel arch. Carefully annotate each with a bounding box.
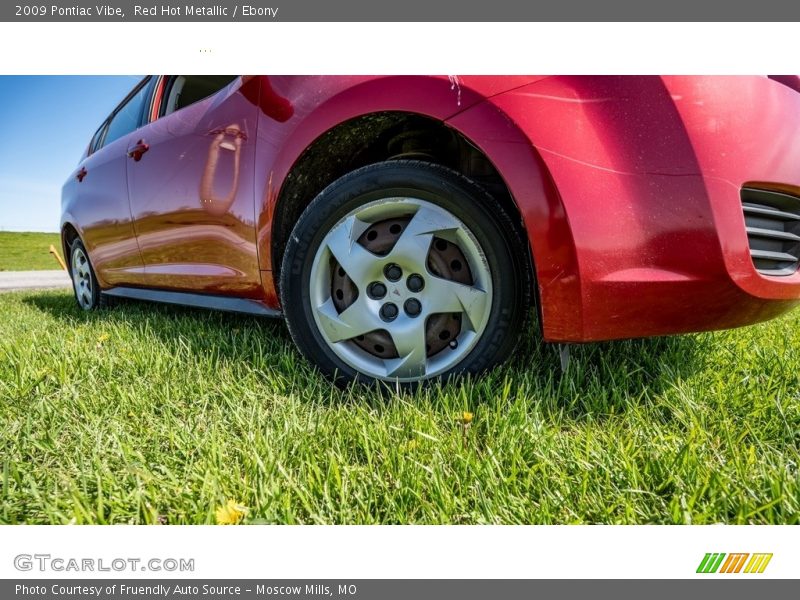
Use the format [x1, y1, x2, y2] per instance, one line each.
[268, 110, 543, 328]
[267, 101, 581, 340]
[256, 76, 523, 293]
[60, 220, 82, 269]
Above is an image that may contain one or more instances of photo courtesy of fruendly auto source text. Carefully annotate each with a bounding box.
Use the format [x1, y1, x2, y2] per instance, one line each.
[0, 1, 797, 597]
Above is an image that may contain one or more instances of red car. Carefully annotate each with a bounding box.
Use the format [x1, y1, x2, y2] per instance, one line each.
[62, 75, 800, 383]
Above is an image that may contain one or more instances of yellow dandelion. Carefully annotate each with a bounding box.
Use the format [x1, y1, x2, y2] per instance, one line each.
[97, 333, 110, 344]
[460, 412, 473, 450]
[215, 499, 247, 525]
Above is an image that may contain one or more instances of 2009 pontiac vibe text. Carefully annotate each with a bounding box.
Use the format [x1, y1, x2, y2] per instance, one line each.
[15, 5, 124, 16]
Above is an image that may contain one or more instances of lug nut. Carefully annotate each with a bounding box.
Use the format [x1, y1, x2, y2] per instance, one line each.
[404, 298, 422, 317]
[380, 302, 399, 322]
[368, 281, 387, 299]
[384, 263, 402, 282]
[407, 273, 425, 293]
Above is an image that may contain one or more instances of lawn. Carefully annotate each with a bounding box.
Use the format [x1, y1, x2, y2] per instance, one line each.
[0, 289, 798, 524]
[0, 231, 63, 271]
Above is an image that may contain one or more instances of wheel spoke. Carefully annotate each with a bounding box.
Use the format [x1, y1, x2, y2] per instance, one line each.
[324, 214, 380, 287]
[425, 276, 490, 332]
[315, 295, 379, 343]
[384, 319, 428, 379]
[388, 205, 461, 262]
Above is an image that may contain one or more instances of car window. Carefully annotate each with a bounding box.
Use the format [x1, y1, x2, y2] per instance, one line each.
[160, 76, 237, 117]
[88, 121, 107, 155]
[103, 82, 150, 147]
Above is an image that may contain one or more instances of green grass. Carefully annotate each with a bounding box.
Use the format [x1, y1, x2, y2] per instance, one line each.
[0, 289, 798, 524]
[0, 231, 63, 271]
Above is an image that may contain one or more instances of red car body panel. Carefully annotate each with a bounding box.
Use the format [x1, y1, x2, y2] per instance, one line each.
[126, 80, 263, 297]
[454, 75, 800, 341]
[62, 75, 800, 343]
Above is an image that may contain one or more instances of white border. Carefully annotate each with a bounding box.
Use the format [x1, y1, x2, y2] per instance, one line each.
[0, 525, 797, 579]
[1, 20, 797, 581]
[0, 22, 799, 74]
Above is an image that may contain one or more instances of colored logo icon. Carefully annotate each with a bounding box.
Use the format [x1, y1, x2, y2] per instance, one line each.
[696, 553, 773, 574]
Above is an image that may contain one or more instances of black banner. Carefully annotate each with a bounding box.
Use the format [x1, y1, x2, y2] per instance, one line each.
[4, 580, 798, 599]
[5, 0, 800, 22]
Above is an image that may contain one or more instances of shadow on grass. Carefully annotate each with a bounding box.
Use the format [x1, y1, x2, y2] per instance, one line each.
[23, 290, 293, 355]
[504, 320, 707, 417]
[22, 290, 704, 412]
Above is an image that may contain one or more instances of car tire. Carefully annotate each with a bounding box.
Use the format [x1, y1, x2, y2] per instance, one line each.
[280, 160, 532, 385]
[68, 238, 109, 311]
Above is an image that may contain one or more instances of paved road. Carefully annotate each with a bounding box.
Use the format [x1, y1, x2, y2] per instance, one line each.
[0, 270, 72, 292]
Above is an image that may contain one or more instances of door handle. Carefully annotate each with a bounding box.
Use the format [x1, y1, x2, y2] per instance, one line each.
[76, 166, 88, 182]
[127, 140, 150, 161]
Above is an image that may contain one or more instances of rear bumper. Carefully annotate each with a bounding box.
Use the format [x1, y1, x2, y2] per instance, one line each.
[481, 76, 800, 341]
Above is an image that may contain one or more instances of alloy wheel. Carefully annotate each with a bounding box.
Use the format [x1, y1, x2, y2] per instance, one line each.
[71, 246, 94, 310]
[308, 197, 493, 382]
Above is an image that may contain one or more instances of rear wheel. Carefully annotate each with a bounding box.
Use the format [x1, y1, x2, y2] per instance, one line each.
[69, 239, 105, 311]
[280, 161, 531, 385]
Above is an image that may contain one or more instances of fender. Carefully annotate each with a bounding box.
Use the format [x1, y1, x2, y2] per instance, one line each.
[450, 76, 718, 342]
[446, 99, 583, 342]
[252, 76, 543, 285]
[59, 212, 83, 265]
[464, 76, 800, 341]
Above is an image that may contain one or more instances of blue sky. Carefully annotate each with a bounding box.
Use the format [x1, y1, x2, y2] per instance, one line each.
[0, 76, 141, 232]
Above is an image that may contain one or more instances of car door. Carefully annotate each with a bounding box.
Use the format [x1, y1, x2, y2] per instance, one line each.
[68, 78, 152, 287]
[126, 75, 262, 297]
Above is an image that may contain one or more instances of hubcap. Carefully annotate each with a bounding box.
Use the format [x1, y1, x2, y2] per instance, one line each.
[71, 247, 93, 310]
[309, 198, 493, 382]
